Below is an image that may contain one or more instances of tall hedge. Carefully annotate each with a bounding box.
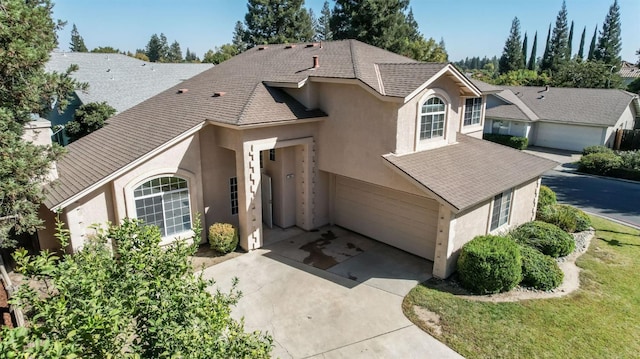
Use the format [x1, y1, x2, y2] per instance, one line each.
[483, 133, 529, 150]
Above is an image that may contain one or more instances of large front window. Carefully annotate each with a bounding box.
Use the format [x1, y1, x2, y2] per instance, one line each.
[419, 97, 446, 140]
[490, 189, 513, 231]
[464, 97, 482, 126]
[134, 177, 192, 236]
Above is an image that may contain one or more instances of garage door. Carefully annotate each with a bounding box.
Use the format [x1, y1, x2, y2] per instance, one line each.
[334, 176, 438, 260]
[535, 122, 604, 152]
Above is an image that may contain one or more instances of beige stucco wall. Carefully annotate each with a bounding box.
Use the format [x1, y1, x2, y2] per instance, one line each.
[606, 104, 637, 147]
[63, 184, 115, 251]
[433, 177, 540, 278]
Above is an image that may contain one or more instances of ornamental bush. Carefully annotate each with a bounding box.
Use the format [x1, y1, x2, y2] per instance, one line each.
[457, 235, 522, 294]
[618, 150, 640, 171]
[519, 245, 564, 291]
[537, 204, 591, 233]
[208, 223, 238, 254]
[536, 185, 557, 215]
[582, 145, 613, 156]
[577, 152, 623, 175]
[483, 133, 529, 150]
[510, 221, 575, 257]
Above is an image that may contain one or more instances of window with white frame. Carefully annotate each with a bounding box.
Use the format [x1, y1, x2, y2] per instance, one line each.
[490, 189, 513, 231]
[230, 177, 238, 215]
[464, 97, 482, 126]
[133, 177, 192, 236]
[419, 97, 446, 140]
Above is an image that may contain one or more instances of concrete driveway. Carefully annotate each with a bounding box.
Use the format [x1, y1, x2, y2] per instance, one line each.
[201, 227, 463, 359]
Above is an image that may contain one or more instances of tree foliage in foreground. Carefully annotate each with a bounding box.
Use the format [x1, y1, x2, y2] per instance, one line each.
[65, 102, 116, 143]
[0, 218, 273, 358]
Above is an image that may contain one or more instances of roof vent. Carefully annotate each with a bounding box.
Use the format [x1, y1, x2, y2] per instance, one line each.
[538, 95, 545, 100]
[285, 44, 296, 49]
[305, 43, 319, 48]
[178, 88, 189, 94]
[258, 46, 268, 50]
[312, 55, 319, 69]
[212, 91, 226, 97]
[544, 85, 550, 92]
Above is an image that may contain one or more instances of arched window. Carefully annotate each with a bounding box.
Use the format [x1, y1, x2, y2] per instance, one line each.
[133, 177, 192, 236]
[419, 97, 446, 140]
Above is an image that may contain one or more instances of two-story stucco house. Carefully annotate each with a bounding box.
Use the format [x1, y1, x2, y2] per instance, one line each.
[39, 40, 555, 279]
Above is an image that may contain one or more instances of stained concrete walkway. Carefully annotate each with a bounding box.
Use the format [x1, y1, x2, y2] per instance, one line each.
[201, 227, 463, 358]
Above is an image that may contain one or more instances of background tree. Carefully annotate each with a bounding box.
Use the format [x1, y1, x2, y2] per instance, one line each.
[541, 24, 552, 70]
[551, 60, 622, 88]
[243, 0, 315, 46]
[577, 26, 586, 60]
[521, 32, 528, 69]
[540, 0, 569, 72]
[232, 21, 248, 53]
[185, 48, 199, 62]
[316, 0, 333, 40]
[587, 26, 598, 60]
[202, 44, 240, 64]
[1, 218, 273, 357]
[133, 51, 150, 61]
[166, 40, 183, 62]
[498, 17, 524, 74]
[69, 23, 87, 52]
[404, 36, 448, 62]
[491, 69, 550, 86]
[594, 0, 622, 67]
[90, 46, 120, 53]
[0, 0, 83, 247]
[145, 33, 169, 62]
[567, 20, 574, 59]
[528, 31, 538, 70]
[65, 102, 116, 143]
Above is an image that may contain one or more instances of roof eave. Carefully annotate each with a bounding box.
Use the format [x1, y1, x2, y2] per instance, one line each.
[403, 64, 482, 104]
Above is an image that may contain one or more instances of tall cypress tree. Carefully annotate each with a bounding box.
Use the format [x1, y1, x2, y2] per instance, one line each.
[541, 24, 552, 71]
[498, 17, 524, 74]
[541, 0, 569, 72]
[567, 21, 574, 59]
[528, 31, 538, 70]
[316, 0, 333, 40]
[232, 21, 248, 53]
[594, 0, 622, 67]
[522, 32, 528, 69]
[69, 23, 88, 52]
[588, 25, 598, 60]
[577, 26, 586, 60]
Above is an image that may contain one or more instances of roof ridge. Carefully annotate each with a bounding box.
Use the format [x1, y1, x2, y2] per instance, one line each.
[349, 39, 361, 79]
[237, 82, 264, 123]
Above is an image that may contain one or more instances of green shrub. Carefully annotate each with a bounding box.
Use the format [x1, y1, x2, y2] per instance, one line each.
[618, 150, 640, 171]
[519, 245, 564, 290]
[608, 167, 640, 181]
[510, 221, 575, 257]
[537, 204, 591, 233]
[536, 185, 557, 214]
[582, 145, 613, 156]
[208, 223, 238, 254]
[577, 152, 623, 175]
[457, 235, 522, 294]
[483, 133, 529, 150]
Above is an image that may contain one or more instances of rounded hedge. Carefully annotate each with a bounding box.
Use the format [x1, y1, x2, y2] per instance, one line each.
[457, 235, 522, 294]
[510, 221, 575, 257]
[577, 152, 623, 175]
[582, 145, 614, 156]
[537, 185, 557, 213]
[537, 204, 592, 233]
[208, 223, 238, 254]
[519, 245, 564, 291]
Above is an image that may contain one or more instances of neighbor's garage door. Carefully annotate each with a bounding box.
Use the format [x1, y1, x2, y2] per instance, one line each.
[535, 122, 605, 152]
[334, 176, 438, 260]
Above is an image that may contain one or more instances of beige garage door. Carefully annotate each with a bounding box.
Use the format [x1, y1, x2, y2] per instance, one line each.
[535, 122, 605, 152]
[334, 176, 438, 260]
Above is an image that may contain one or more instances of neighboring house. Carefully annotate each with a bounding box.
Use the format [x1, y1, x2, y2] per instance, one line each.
[38, 40, 555, 279]
[45, 52, 213, 144]
[484, 85, 640, 152]
[619, 61, 640, 87]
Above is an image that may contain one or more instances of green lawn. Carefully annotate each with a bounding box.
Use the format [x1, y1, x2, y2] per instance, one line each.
[403, 216, 640, 359]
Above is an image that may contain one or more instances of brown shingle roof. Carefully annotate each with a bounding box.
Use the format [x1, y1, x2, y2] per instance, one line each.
[45, 40, 449, 209]
[377, 63, 447, 97]
[384, 135, 556, 211]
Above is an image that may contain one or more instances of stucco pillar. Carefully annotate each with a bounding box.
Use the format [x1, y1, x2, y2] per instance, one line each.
[236, 142, 262, 251]
[294, 141, 315, 230]
[432, 204, 456, 279]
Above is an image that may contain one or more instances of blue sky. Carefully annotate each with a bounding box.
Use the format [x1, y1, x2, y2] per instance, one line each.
[53, 0, 640, 62]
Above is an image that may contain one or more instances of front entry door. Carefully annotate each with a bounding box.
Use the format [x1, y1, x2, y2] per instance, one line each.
[261, 173, 273, 229]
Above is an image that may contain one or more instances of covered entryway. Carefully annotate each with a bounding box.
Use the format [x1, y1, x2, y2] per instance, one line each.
[333, 176, 438, 260]
[534, 122, 605, 152]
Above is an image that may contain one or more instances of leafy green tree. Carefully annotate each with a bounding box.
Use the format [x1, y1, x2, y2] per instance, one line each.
[90, 46, 120, 53]
[551, 60, 622, 88]
[232, 20, 248, 53]
[145, 33, 169, 62]
[330, 0, 419, 55]
[594, 0, 622, 67]
[499, 17, 524, 74]
[521, 32, 528, 69]
[185, 48, 199, 62]
[567, 20, 574, 59]
[243, 0, 315, 46]
[316, 0, 333, 40]
[528, 31, 538, 70]
[202, 44, 240, 64]
[69, 23, 87, 52]
[1, 218, 273, 357]
[588, 25, 598, 60]
[404, 35, 448, 62]
[577, 26, 586, 60]
[541, 0, 570, 72]
[492, 69, 550, 86]
[133, 51, 150, 61]
[627, 77, 640, 94]
[166, 40, 183, 62]
[0, 0, 83, 248]
[65, 102, 116, 143]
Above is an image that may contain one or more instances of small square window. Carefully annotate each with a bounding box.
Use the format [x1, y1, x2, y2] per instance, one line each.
[269, 149, 276, 161]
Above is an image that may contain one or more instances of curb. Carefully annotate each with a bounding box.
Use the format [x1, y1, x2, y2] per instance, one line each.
[551, 168, 640, 185]
[584, 211, 640, 231]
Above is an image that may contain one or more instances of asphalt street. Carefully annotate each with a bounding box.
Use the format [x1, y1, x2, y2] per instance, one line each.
[542, 169, 640, 229]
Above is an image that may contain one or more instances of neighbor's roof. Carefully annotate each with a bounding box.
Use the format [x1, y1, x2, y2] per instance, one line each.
[46, 52, 213, 112]
[384, 134, 557, 212]
[619, 61, 640, 79]
[486, 86, 638, 126]
[46, 40, 478, 209]
[470, 78, 503, 94]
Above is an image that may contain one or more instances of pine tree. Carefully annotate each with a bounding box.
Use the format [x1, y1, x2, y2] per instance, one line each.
[522, 32, 528, 69]
[243, 0, 315, 46]
[588, 26, 598, 60]
[567, 21, 574, 59]
[594, 0, 622, 67]
[185, 48, 198, 62]
[541, 0, 569, 72]
[232, 21, 248, 53]
[145, 33, 164, 62]
[166, 41, 183, 62]
[316, 0, 333, 41]
[528, 31, 537, 70]
[577, 26, 586, 60]
[69, 23, 88, 52]
[541, 24, 552, 70]
[498, 17, 524, 74]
